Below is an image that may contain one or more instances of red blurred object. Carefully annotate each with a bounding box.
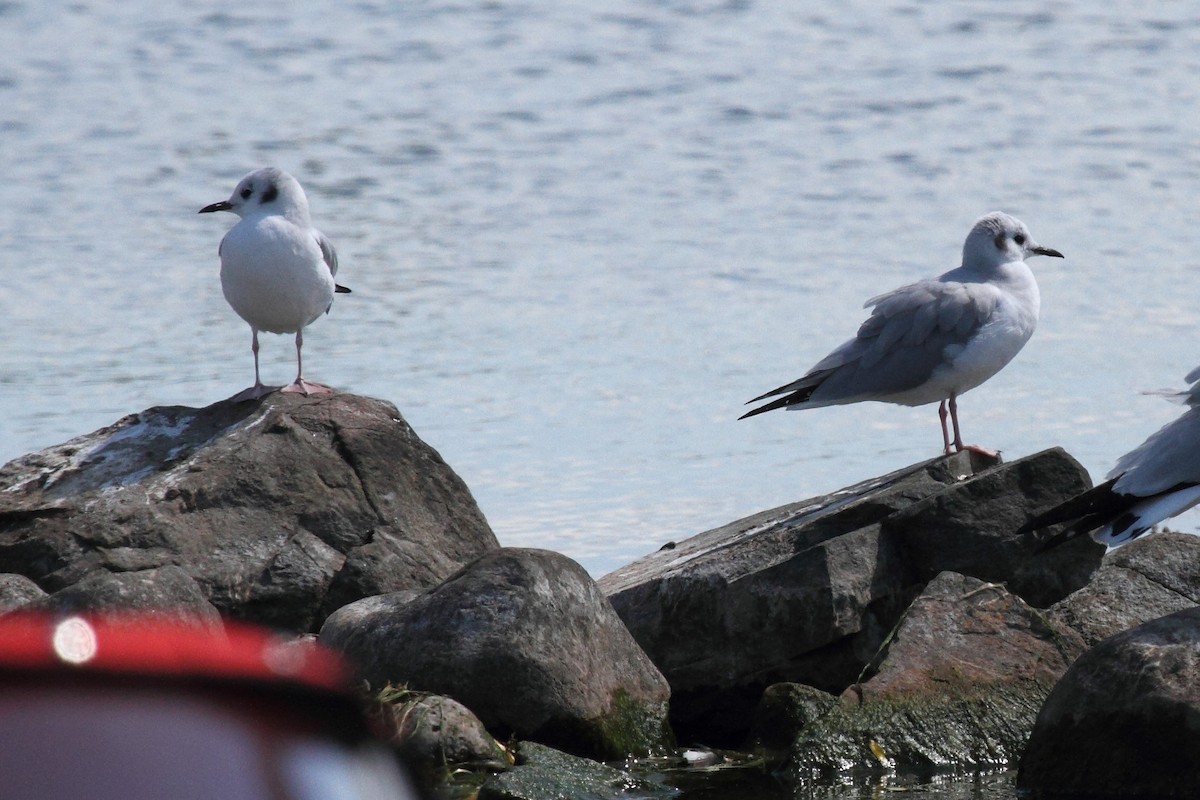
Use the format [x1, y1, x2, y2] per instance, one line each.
[0, 612, 419, 800]
[0, 612, 347, 688]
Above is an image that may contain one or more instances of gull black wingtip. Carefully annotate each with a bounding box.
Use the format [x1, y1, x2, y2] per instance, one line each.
[739, 394, 798, 420]
[1017, 477, 1128, 551]
[737, 406, 764, 421]
[198, 200, 233, 214]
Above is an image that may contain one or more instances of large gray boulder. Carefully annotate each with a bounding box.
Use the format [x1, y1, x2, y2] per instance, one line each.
[321, 548, 674, 761]
[786, 571, 1086, 773]
[1019, 605, 1200, 798]
[600, 449, 1100, 743]
[0, 393, 498, 631]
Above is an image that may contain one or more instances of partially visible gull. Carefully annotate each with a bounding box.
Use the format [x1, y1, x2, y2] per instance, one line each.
[1022, 367, 1200, 548]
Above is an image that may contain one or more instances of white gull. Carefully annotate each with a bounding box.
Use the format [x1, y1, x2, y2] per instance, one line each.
[741, 211, 1063, 455]
[199, 167, 349, 401]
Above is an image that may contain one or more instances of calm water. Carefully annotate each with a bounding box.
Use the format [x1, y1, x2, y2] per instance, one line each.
[5, 0, 1200, 594]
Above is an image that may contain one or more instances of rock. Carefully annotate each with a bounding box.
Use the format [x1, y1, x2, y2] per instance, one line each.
[31, 564, 222, 627]
[0, 573, 46, 612]
[883, 448, 1103, 607]
[788, 572, 1086, 773]
[479, 741, 673, 800]
[322, 548, 673, 760]
[373, 689, 513, 774]
[745, 683, 838, 757]
[0, 393, 498, 632]
[1018, 606, 1200, 798]
[1047, 531, 1200, 647]
[600, 449, 1096, 744]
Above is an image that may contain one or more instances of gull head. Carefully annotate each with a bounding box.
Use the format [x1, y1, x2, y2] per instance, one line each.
[198, 167, 310, 222]
[962, 211, 1063, 269]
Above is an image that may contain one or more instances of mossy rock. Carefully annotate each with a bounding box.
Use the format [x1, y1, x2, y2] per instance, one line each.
[480, 742, 673, 800]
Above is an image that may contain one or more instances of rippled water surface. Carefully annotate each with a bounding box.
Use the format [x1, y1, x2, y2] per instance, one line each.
[5, 1, 1200, 589]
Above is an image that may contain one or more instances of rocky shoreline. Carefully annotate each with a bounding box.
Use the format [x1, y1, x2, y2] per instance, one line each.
[1, 391, 1197, 798]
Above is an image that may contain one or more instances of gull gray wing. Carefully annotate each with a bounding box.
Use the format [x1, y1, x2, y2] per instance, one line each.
[803, 278, 1001, 402]
[314, 229, 350, 311]
[1109, 405, 1200, 497]
[741, 279, 1000, 418]
[315, 229, 338, 278]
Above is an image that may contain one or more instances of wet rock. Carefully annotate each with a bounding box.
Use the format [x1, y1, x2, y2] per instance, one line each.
[479, 741, 673, 800]
[0, 392, 498, 632]
[1047, 531, 1200, 647]
[1018, 606, 1200, 798]
[322, 548, 673, 760]
[746, 683, 838, 757]
[373, 689, 513, 775]
[600, 449, 1096, 744]
[788, 572, 1085, 773]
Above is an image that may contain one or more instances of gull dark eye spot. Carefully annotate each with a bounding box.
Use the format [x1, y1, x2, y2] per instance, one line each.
[240, 186, 253, 199]
[993, 232, 1006, 249]
[1014, 233, 1026, 246]
[261, 182, 278, 203]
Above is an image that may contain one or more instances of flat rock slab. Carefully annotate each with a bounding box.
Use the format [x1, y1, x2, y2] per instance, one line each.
[600, 449, 1100, 743]
[0, 392, 498, 631]
[1019, 605, 1200, 798]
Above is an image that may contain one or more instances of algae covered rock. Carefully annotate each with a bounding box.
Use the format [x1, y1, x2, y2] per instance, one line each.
[787, 571, 1085, 773]
[746, 683, 838, 756]
[479, 742, 673, 800]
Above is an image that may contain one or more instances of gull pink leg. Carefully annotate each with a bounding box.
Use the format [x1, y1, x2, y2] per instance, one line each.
[949, 394, 999, 458]
[228, 328, 276, 402]
[252, 330, 263, 391]
[938, 399, 952, 455]
[281, 328, 333, 396]
[949, 394, 964, 452]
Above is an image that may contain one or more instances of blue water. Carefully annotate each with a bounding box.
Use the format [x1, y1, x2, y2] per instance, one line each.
[3, 0, 1200, 593]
